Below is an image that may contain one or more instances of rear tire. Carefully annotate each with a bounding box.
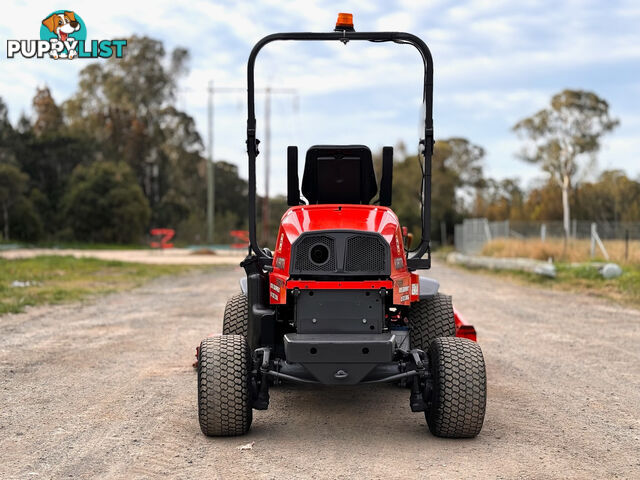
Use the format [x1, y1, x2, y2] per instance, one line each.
[426, 337, 486, 438]
[197, 335, 253, 436]
[222, 293, 249, 337]
[409, 293, 455, 351]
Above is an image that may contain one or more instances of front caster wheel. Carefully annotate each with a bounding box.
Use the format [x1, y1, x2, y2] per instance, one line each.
[197, 334, 253, 436]
[426, 337, 487, 438]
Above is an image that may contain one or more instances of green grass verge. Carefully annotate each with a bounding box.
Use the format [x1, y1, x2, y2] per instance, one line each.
[453, 261, 640, 307]
[0, 241, 148, 250]
[0, 255, 208, 315]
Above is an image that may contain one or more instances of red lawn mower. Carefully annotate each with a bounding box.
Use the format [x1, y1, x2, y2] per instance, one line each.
[197, 13, 486, 438]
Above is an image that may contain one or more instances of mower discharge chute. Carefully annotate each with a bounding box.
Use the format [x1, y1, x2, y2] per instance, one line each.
[197, 14, 487, 438]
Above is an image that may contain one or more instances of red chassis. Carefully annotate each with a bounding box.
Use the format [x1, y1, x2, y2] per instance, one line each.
[267, 204, 477, 342]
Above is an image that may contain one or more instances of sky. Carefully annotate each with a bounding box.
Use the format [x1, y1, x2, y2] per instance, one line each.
[2, 0, 639, 196]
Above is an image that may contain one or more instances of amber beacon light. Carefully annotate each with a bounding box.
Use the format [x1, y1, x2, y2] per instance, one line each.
[334, 12, 355, 31]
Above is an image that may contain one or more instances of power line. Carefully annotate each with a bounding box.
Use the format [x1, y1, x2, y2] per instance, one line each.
[207, 83, 244, 244]
[260, 87, 298, 245]
[206, 82, 297, 246]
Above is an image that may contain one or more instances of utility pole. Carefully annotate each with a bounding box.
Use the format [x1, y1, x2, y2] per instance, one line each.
[206, 82, 297, 246]
[207, 80, 214, 244]
[206, 82, 245, 245]
[259, 87, 297, 246]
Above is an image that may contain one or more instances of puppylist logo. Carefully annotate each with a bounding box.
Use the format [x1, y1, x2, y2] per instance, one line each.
[7, 10, 126, 60]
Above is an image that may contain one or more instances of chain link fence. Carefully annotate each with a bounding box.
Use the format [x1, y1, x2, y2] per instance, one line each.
[454, 218, 640, 256]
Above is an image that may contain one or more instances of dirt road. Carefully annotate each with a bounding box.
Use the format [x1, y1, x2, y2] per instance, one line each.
[1, 262, 639, 479]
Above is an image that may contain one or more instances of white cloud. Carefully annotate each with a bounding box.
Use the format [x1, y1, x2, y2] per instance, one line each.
[375, 12, 414, 31]
[599, 136, 640, 177]
[1, 0, 639, 195]
[438, 88, 549, 121]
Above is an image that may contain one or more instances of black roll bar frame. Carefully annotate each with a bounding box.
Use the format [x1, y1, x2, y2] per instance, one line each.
[246, 31, 433, 268]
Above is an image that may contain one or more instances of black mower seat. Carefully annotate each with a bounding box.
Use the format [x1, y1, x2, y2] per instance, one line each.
[301, 145, 377, 204]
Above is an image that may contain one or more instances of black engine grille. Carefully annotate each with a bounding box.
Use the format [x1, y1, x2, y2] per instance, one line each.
[290, 231, 389, 277]
[294, 235, 336, 272]
[345, 236, 386, 272]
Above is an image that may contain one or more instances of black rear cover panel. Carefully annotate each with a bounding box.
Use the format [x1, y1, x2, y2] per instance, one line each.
[295, 289, 384, 334]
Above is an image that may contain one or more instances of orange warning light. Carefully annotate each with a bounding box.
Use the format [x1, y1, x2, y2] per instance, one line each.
[335, 12, 354, 31]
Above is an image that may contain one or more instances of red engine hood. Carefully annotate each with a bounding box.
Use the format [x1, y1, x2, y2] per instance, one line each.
[270, 204, 416, 307]
[279, 204, 400, 244]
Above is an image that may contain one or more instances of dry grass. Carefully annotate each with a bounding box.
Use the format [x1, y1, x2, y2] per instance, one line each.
[476, 237, 640, 306]
[481, 237, 640, 265]
[0, 256, 207, 315]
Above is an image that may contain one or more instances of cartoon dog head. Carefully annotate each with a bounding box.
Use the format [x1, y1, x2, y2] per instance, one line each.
[42, 11, 80, 42]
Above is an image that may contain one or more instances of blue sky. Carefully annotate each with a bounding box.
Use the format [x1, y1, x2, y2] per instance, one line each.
[2, 0, 639, 196]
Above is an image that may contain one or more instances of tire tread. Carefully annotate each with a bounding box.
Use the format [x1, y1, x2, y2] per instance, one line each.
[222, 293, 249, 337]
[409, 293, 456, 350]
[427, 337, 486, 438]
[197, 335, 252, 436]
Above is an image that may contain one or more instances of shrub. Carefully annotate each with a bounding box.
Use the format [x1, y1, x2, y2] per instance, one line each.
[62, 161, 150, 243]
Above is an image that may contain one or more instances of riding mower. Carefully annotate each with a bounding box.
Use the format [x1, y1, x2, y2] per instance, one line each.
[197, 13, 487, 438]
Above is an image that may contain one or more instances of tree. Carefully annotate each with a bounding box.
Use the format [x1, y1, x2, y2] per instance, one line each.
[574, 170, 640, 222]
[63, 36, 203, 229]
[154, 106, 205, 228]
[32, 87, 63, 137]
[522, 180, 564, 221]
[213, 161, 249, 224]
[513, 89, 619, 248]
[62, 162, 150, 243]
[15, 89, 95, 234]
[6, 195, 44, 242]
[389, 138, 485, 244]
[0, 98, 17, 164]
[0, 97, 44, 242]
[472, 178, 524, 221]
[0, 163, 28, 240]
[435, 137, 485, 190]
[169, 159, 250, 244]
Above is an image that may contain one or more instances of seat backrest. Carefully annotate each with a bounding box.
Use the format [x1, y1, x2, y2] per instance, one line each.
[301, 145, 377, 205]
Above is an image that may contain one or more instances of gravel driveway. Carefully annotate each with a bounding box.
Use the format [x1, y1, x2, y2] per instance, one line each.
[1, 262, 638, 479]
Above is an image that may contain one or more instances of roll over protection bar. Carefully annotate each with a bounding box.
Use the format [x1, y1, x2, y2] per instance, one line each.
[246, 31, 434, 269]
